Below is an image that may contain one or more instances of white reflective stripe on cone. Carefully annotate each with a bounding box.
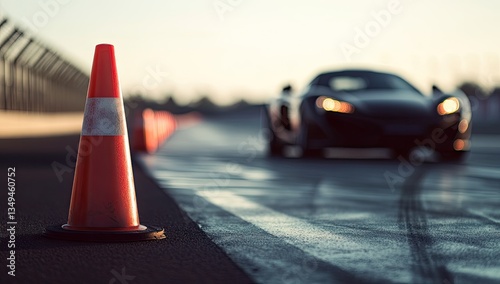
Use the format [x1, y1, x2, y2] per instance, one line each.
[82, 98, 125, 136]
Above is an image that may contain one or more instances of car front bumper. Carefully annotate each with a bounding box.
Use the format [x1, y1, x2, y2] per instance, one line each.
[307, 112, 470, 151]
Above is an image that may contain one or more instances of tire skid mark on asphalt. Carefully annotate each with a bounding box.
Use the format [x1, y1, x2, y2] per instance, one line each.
[145, 155, 414, 282]
[144, 167, 367, 283]
[398, 166, 454, 284]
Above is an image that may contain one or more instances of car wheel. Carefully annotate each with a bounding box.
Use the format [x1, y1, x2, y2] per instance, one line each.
[268, 130, 284, 157]
[299, 119, 322, 158]
[262, 108, 284, 157]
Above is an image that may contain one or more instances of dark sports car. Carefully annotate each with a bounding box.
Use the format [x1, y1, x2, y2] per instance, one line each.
[266, 69, 472, 161]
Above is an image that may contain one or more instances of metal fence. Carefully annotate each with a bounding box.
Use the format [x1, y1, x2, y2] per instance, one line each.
[0, 17, 88, 112]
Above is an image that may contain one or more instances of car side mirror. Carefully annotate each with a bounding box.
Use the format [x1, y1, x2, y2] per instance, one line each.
[282, 84, 293, 96]
[432, 85, 443, 96]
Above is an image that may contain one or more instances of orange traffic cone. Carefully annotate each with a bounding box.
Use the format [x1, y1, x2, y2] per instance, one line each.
[45, 44, 165, 241]
[132, 109, 158, 153]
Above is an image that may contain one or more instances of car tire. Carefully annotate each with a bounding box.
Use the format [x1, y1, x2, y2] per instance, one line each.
[268, 130, 284, 157]
[262, 108, 284, 157]
[299, 119, 322, 158]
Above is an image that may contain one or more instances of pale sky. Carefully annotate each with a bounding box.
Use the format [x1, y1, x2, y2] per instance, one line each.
[1, 0, 499, 105]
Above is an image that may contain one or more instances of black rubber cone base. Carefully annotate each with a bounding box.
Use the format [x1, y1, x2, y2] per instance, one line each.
[44, 225, 165, 242]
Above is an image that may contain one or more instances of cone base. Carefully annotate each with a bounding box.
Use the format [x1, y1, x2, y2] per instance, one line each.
[61, 224, 147, 232]
[44, 224, 165, 242]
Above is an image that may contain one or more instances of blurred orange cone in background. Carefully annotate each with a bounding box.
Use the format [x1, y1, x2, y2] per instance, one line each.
[45, 44, 165, 241]
[132, 108, 158, 153]
[132, 109, 177, 153]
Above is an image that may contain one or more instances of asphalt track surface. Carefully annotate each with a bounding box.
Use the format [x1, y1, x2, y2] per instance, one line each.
[141, 107, 500, 284]
[0, 135, 251, 283]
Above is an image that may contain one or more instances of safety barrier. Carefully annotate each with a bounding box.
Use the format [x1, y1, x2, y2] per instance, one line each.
[0, 17, 88, 112]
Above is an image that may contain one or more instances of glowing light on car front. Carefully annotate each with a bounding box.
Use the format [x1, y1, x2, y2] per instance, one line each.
[453, 139, 467, 151]
[322, 98, 337, 111]
[316, 96, 354, 114]
[458, 119, 469, 133]
[437, 97, 460, 115]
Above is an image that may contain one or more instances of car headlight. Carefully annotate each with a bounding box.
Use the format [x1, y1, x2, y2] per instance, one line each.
[316, 96, 354, 114]
[437, 97, 460, 115]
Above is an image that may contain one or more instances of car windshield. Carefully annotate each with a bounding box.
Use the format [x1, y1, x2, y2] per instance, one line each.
[313, 71, 421, 94]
